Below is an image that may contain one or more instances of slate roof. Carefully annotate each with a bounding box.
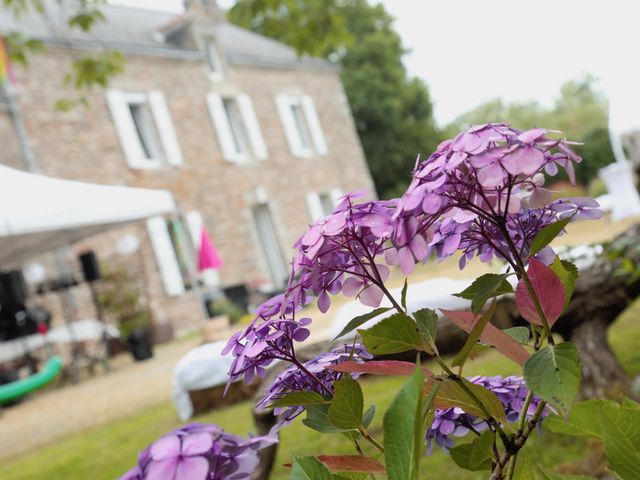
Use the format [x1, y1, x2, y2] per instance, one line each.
[0, 1, 335, 71]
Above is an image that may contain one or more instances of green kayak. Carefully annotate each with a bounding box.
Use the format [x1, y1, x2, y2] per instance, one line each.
[0, 355, 63, 404]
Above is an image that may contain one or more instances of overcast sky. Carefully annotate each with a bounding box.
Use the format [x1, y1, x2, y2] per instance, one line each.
[111, 0, 640, 127]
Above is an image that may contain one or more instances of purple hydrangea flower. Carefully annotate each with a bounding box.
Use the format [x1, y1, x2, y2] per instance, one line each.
[119, 423, 276, 480]
[256, 344, 372, 429]
[425, 375, 547, 453]
[393, 124, 598, 271]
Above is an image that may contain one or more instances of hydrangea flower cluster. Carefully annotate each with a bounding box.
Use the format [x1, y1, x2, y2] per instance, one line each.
[425, 375, 547, 453]
[256, 344, 372, 429]
[290, 190, 398, 312]
[393, 124, 599, 271]
[120, 423, 276, 480]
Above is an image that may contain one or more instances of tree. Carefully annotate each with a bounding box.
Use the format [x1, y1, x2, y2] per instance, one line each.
[229, 0, 442, 198]
[447, 75, 616, 185]
[2, 0, 124, 109]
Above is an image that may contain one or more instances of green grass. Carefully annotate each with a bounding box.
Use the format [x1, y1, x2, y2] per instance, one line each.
[2, 300, 639, 480]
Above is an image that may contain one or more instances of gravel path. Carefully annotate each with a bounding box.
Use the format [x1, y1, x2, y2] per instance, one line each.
[0, 338, 199, 459]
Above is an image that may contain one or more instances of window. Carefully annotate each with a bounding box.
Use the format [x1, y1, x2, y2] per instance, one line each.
[222, 97, 250, 156]
[306, 189, 343, 222]
[252, 204, 288, 288]
[128, 100, 162, 162]
[106, 90, 183, 169]
[276, 94, 328, 157]
[205, 42, 224, 81]
[147, 214, 209, 297]
[207, 92, 268, 163]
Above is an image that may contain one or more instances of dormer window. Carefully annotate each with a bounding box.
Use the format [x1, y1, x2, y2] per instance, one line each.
[206, 42, 224, 81]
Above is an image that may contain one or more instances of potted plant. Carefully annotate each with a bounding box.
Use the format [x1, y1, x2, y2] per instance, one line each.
[97, 266, 153, 361]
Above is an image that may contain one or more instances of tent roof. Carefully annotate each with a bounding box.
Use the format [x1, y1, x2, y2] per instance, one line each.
[0, 165, 175, 266]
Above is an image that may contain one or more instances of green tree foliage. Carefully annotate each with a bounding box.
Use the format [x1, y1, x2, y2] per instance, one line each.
[447, 76, 615, 185]
[2, 0, 124, 109]
[229, 0, 441, 198]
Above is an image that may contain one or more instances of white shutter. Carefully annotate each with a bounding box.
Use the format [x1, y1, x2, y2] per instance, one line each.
[105, 90, 146, 168]
[146, 216, 185, 297]
[302, 95, 328, 155]
[276, 94, 305, 157]
[329, 188, 343, 206]
[305, 192, 324, 222]
[148, 91, 183, 166]
[206, 92, 242, 162]
[237, 94, 268, 161]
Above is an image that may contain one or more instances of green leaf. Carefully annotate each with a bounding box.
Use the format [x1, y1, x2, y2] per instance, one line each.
[504, 326, 530, 344]
[450, 430, 494, 471]
[550, 257, 578, 308]
[333, 307, 392, 340]
[303, 405, 350, 433]
[269, 391, 328, 408]
[537, 471, 593, 480]
[362, 405, 375, 428]
[454, 273, 513, 314]
[451, 300, 496, 371]
[401, 278, 408, 311]
[512, 451, 536, 480]
[600, 406, 640, 480]
[523, 343, 581, 414]
[425, 377, 507, 423]
[545, 400, 603, 439]
[290, 455, 334, 480]
[359, 313, 423, 355]
[530, 217, 572, 255]
[383, 364, 425, 480]
[328, 378, 364, 430]
[413, 308, 439, 348]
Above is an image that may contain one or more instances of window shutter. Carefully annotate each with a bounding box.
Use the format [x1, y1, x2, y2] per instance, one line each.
[146, 216, 185, 296]
[148, 91, 183, 166]
[105, 89, 145, 168]
[302, 95, 328, 155]
[275, 94, 305, 157]
[237, 94, 268, 161]
[206, 92, 242, 163]
[329, 188, 343, 206]
[305, 192, 324, 222]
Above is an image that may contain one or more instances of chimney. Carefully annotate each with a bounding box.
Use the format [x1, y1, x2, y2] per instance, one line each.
[183, 0, 226, 21]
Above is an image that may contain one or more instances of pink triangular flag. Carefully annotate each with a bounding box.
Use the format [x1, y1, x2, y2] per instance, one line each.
[198, 227, 223, 271]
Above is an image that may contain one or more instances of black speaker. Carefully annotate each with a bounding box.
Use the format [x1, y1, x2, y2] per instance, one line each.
[0, 270, 27, 305]
[79, 251, 101, 282]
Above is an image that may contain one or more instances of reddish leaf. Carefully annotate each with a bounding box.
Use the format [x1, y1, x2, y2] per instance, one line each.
[515, 258, 566, 327]
[317, 455, 386, 474]
[329, 360, 435, 378]
[441, 309, 529, 366]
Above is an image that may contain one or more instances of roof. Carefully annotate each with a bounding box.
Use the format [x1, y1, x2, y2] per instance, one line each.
[0, 1, 335, 71]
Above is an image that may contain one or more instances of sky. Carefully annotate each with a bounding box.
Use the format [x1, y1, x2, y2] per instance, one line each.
[111, 0, 640, 127]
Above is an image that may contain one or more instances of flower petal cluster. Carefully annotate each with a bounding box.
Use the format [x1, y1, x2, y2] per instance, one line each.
[393, 124, 598, 270]
[256, 344, 372, 429]
[425, 375, 546, 453]
[223, 294, 312, 387]
[291, 191, 397, 312]
[120, 423, 276, 480]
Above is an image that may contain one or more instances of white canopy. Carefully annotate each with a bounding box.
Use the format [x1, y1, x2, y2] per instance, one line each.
[0, 165, 176, 266]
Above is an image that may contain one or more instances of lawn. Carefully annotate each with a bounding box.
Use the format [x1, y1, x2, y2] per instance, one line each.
[2, 298, 639, 480]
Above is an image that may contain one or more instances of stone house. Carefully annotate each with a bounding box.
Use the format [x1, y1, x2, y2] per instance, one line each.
[0, 0, 374, 336]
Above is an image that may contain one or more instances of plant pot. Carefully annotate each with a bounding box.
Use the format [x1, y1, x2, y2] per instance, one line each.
[127, 328, 153, 361]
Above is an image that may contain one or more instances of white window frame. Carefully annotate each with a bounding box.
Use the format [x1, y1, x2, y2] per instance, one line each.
[306, 188, 343, 222]
[276, 94, 328, 158]
[106, 90, 183, 170]
[206, 92, 268, 163]
[205, 42, 224, 82]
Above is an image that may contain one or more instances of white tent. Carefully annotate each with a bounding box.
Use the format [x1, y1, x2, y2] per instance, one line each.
[0, 165, 176, 266]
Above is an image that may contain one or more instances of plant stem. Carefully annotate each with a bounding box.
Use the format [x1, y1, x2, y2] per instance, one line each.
[358, 426, 385, 453]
